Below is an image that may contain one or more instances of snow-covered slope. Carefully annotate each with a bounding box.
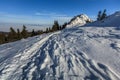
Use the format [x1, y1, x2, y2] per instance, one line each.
[67, 14, 92, 27]
[0, 26, 120, 80]
[86, 11, 120, 27]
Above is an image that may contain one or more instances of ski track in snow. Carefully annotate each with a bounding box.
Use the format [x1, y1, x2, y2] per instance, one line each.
[0, 27, 120, 80]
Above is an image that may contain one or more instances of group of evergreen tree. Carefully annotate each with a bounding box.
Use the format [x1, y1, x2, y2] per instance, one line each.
[0, 20, 67, 44]
[0, 25, 29, 44]
[97, 9, 107, 21]
[0, 33, 7, 44]
[44, 21, 67, 33]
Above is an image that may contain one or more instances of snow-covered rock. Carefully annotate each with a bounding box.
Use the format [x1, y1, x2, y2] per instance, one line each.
[86, 11, 120, 27]
[67, 14, 93, 27]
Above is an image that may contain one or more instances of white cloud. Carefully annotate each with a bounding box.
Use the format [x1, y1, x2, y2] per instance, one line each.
[35, 12, 55, 16]
[35, 12, 67, 17]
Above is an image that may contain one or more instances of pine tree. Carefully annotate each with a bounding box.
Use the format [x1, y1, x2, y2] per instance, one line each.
[0, 33, 6, 44]
[97, 11, 102, 21]
[52, 20, 60, 31]
[59, 26, 62, 30]
[101, 9, 107, 20]
[8, 27, 17, 41]
[21, 25, 28, 38]
[97, 9, 107, 21]
[17, 29, 22, 39]
[46, 28, 49, 33]
[62, 22, 67, 29]
[31, 29, 36, 36]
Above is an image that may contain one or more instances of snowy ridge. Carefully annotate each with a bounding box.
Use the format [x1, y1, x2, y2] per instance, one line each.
[67, 14, 92, 27]
[86, 11, 120, 27]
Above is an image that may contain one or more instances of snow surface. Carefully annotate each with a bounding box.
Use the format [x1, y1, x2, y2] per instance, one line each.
[0, 26, 120, 80]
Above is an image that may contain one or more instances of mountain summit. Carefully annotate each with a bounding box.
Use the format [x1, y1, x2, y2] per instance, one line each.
[67, 14, 93, 27]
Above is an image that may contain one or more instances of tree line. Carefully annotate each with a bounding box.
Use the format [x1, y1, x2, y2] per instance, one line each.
[0, 21, 67, 44]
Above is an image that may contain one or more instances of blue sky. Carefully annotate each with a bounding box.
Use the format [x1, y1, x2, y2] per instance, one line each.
[0, 0, 120, 24]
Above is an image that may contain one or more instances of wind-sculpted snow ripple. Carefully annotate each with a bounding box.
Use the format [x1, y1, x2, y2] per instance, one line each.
[20, 30, 120, 80]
